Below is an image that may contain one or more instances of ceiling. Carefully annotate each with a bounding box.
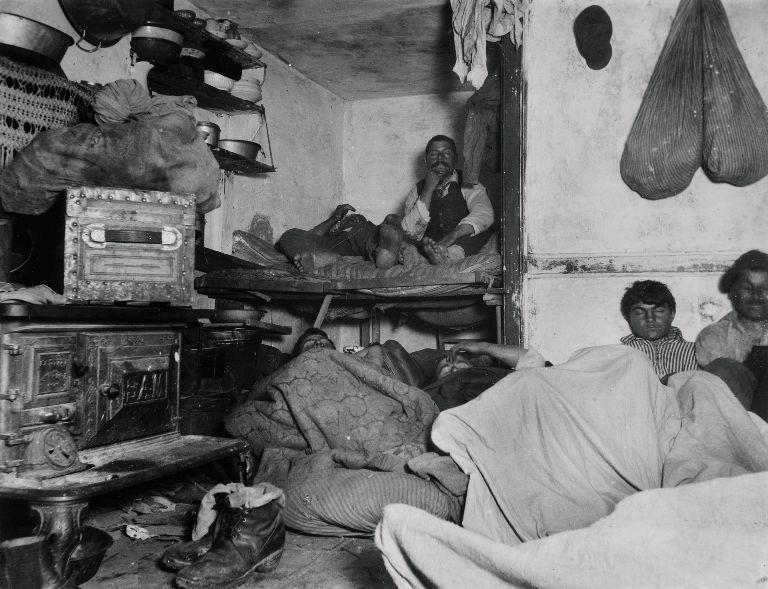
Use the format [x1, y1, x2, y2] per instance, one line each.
[192, 0, 474, 100]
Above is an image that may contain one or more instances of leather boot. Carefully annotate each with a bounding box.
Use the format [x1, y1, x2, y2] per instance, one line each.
[0, 535, 78, 589]
[175, 496, 285, 589]
[161, 529, 215, 571]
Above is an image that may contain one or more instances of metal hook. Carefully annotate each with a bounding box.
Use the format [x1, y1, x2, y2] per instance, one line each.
[74, 28, 102, 53]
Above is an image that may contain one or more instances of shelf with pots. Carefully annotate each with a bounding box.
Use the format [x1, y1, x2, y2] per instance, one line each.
[146, 67, 265, 115]
[209, 145, 275, 175]
[196, 122, 275, 175]
[132, 8, 266, 115]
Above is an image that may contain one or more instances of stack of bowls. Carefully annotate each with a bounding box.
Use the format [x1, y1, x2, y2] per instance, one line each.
[231, 79, 261, 102]
[131, 25, 184, 65]
[203, 70, 235, 92]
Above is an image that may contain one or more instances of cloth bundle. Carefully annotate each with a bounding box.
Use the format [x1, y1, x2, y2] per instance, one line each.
[0, 79, 221, 215]
[621, 0, 768, 199]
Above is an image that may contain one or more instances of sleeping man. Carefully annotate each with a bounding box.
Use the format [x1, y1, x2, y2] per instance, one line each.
[275, 135, 495, 273]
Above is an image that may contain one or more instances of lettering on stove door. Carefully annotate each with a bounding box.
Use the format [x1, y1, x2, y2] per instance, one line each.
[122, 369, 168, 404]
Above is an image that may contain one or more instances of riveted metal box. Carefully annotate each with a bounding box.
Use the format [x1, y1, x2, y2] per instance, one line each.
[63, 186, 196, 305]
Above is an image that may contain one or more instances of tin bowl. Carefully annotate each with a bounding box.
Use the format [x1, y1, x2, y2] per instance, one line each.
[196, 121, 220, 147]
[217, 139, 262, 161]
[0, 13, 73, 71]
[68, 526, 113, 584]
[131, 25, 184, 65]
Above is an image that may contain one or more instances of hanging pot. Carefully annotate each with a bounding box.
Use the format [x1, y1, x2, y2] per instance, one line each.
[0, 13, 73, 71]
[58, 0, 157, 49]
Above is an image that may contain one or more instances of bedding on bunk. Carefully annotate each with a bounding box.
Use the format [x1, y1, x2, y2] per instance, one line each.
[226, 229, 502, 297]
[375, 344, 768, 588]
[225, 347, 461, 535]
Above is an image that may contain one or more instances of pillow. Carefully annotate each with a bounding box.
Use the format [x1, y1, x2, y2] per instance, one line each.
[283, 467, 461, 536]
[232, 230, 292, 266]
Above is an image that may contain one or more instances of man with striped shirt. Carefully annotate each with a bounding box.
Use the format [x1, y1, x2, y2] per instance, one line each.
[619, 280, 697, 382]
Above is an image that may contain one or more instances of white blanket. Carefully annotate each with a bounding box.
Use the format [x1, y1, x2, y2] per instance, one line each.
[376, 345, 768, 587]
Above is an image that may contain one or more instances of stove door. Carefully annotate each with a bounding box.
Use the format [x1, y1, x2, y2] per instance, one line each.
[76, 330, 179, 448]
[4, 333, 78, 428]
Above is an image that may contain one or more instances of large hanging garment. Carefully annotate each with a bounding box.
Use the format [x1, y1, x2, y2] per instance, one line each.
[700, 0, 768, 186]
[620, 0, 703, 200]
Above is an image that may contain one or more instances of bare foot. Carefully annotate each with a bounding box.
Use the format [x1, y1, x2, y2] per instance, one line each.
[398, 243, 429, 268]
[375, 220, 404, 269]
[422, 237, 450, 265]
[293, 251, 342, 273]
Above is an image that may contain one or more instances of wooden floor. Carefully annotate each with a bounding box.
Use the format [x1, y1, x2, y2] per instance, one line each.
[82, 531, 394, 589]
[72, 468, 395, 589]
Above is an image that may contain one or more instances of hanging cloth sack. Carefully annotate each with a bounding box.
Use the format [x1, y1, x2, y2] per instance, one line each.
[700, 0, 768, 186]
[620, 0, 703, 200]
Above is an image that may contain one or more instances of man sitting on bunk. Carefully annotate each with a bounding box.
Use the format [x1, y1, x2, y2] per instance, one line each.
[397, 134, 495, 266]
[619, 280, 697, 382]
[275, 135, 494, 272]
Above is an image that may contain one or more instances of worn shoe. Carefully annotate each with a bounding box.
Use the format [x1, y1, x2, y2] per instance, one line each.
[161, 530, 215, 571]
[175, 496, 285, 589]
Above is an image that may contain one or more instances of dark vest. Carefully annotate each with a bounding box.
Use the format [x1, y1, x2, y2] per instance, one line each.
[418, 171, 468, 241]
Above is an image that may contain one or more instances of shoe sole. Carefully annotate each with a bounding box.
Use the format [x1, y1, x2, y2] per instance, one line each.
[175, 550, 283, 589]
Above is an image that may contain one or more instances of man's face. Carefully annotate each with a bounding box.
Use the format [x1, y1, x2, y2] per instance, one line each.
[436, 353, 473, 379]
[730, 270, 768, 321]
[425, 140, 457, 178]
[628, 303, 674, 341]
[298, 334, 335, 354]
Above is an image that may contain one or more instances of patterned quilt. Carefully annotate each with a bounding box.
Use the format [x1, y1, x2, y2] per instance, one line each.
[226, 348, 439, 473]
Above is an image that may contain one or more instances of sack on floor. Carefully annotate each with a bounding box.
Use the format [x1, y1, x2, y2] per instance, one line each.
[700, 0, 768, 186]
[620, 0, 703, 200]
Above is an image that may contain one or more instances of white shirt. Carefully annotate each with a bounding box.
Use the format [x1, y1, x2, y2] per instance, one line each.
[400, 172, 494, 241]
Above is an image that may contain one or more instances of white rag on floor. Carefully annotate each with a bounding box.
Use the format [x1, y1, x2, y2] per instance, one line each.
[376, 345, 768, 587]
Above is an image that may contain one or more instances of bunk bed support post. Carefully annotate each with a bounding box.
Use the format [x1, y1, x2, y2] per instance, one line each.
[500, 34, 525, 346]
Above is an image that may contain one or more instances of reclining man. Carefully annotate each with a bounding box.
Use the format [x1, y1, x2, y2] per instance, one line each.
[275, 135, 495, 273]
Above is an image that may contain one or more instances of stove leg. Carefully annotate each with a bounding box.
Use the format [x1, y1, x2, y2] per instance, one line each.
[29, 499, 87, 577]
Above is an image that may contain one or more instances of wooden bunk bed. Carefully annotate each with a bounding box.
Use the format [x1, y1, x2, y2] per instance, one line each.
[195, 243, 504, 342]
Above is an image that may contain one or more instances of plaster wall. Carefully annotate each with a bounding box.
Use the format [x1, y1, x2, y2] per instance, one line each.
[342, 93, 472, 222]
[524, 0, 768, 363]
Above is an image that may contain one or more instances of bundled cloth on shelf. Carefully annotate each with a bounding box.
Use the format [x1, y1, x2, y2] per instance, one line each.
[0, 79, 221, 215]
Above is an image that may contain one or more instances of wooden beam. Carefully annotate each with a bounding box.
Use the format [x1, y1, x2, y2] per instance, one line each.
[500, 36, 525, 346]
